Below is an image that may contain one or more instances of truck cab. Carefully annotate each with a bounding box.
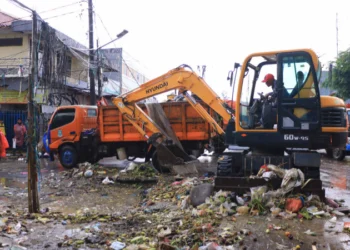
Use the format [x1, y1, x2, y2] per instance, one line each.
[44, 105, 98, 168]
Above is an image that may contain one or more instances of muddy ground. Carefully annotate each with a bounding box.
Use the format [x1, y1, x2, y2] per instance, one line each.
[1, 154, 350, 250]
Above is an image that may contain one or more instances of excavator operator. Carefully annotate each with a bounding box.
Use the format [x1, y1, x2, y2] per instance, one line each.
[262, 73, 277, 97]
[262, 73, 289, 101]
[255, 74, 289, 129]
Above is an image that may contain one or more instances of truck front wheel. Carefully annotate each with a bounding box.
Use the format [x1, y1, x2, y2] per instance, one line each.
[332, 148, 346, 161]
[59, 145, 78, 169]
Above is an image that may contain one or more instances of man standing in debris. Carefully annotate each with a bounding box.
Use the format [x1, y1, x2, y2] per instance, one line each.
[13, 118, 27, 155]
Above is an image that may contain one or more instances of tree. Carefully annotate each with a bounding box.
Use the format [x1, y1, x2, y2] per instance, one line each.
[323, 49, 350, 99]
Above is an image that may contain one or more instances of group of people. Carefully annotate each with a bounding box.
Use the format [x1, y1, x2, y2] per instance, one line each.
[0, 118, 27, 159]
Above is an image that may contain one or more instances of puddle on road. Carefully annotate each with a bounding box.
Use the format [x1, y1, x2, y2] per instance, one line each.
[321, 157, 350, 191]
[0, 177, 27, 189]
[46, 186, 141, 215]
[325, 187, 350, 206]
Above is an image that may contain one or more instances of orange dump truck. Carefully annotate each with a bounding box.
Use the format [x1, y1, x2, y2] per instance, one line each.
[44, 102, 222, 168]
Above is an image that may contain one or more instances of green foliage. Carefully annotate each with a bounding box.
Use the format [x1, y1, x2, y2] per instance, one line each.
[324, 49, 350, 99]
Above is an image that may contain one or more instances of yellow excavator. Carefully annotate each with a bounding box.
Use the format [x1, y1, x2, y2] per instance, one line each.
[112, 48, 347, 199]
[215, 48, 347, 199]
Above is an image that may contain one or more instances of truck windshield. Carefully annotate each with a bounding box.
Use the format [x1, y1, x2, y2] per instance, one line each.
[51, 108, 75, 130]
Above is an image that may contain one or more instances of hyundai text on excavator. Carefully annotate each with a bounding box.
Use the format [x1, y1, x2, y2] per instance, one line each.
[113, 48, 347, 199]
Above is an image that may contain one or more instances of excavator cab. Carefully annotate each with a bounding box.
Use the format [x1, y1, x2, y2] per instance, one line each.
[216, 49, 348, 200]
[227, 49, 332, 150]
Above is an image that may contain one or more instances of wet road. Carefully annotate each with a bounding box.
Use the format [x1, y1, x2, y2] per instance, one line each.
[0, 157, 141, 214]
[321, 156, 350, 207]
[1, 155, 350, 249]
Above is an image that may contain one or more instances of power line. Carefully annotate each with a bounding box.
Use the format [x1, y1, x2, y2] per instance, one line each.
[40, 1, 85, 15]
[0, 1, 85, 26]
[6, 0, 32, 13]
[44, 10, 84, 21]
[0, 12, 77, 31]
[0, 9, 87, 30]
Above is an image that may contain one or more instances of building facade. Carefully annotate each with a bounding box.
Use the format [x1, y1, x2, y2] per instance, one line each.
[100, 48, 149, 95]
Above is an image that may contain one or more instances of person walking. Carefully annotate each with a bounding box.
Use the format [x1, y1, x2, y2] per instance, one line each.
[13, 118, 27, 156]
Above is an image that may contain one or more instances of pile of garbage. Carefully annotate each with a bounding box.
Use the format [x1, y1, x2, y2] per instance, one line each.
[117, 162, 159, 182]
[117, 167, 349, 250]
[69, 161, 158, 184]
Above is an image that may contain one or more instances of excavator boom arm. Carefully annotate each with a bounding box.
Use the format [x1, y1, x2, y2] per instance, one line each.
[117, 65, 232, 123]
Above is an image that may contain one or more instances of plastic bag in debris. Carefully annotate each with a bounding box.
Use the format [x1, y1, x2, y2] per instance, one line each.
[102, 177, 114, 185]
[285, 198, 303, 213]
[236, 195, 245, 206]
[262, 171, 277, 181]
[203, 149, 215, 156]
[262, 189, 286, 205]
[198, 155, 214, 163]
[258, 164, 286, 178]
[250, 186, 268, 200]
[222, 201, 237, 211]
[213, 190, 229, 200]
[126, 162, 138, 172]
[199, 242, 224, 250]
[281, 168, 305, 192]
[111, 241, 126, 250]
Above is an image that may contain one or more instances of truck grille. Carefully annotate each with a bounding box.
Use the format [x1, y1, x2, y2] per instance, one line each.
[321, 108, 345, 127]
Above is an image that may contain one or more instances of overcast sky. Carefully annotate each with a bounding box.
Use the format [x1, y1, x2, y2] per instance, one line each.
[2, 0, 350, 99]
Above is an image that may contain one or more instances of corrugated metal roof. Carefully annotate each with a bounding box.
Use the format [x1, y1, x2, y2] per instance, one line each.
[0, 11, 15, 28]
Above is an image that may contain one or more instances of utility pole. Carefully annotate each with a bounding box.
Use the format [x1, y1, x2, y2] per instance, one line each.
[96, 40, 102, 98]
[28, 11, 39, 213]
[93, 30, 128, 96]
[10, 0, 40, 214]
[88, 0, 96, 105]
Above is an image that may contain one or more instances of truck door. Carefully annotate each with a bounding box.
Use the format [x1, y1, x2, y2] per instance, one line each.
[276, 51, 321, 134]
[49, 108, 77, 148]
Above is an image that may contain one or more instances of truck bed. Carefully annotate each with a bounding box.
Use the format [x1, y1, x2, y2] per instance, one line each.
[99, 101, 220, 142]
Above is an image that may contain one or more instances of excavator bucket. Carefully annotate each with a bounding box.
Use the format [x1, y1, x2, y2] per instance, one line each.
[146, 103, 198, 174]
[149, 133, 198, 174]
[156, 144, 196, 168]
